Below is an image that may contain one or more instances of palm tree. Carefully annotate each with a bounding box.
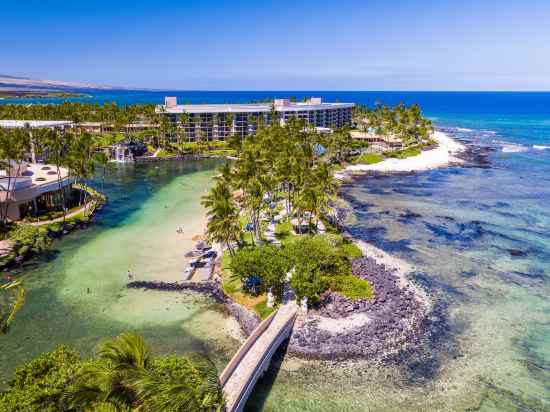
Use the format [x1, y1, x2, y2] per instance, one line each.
[201, 181, 242, 255]
[42, 128, 69, 222]
[66, 333, 224, 412]
[0, 128, 30, 224]
[93, 151, 109, 192]
[65, 332, 151, 410]
[131, 353, 223, 412]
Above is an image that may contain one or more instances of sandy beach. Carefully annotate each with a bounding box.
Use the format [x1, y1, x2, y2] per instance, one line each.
[337, 130, 465, 177]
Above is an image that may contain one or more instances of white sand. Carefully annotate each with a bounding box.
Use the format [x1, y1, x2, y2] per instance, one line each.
[314, 312, 371, 333]
[337, 131, 465, 177]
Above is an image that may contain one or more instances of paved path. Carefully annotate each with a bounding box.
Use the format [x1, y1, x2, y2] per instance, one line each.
[221, 302, 298, 412]
[28, 204, 91, 226]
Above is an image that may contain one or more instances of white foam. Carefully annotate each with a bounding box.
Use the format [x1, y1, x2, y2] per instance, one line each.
[533, 145, 550, 150]
[502, 144, 528, 153]
[457, 127, 473, 132]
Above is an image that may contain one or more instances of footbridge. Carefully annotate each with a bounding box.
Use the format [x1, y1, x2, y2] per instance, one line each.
[220, 302, 298, 412]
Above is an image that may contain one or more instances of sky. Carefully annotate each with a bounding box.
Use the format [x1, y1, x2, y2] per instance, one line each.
[2, 0, 550, 91]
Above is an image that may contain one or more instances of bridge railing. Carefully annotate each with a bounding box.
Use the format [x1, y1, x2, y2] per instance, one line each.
[220, 309, 278, 387]
[230, 308, 297, 411]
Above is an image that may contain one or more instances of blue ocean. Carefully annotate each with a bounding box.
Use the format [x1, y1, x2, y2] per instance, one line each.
[1, 91, 549, 410]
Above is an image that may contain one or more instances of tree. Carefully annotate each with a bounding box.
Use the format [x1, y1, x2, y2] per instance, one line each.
[0, 346, 83, 411]
[229, 245, 290, 297]
[201, 181, 242, 255]
[42, 128, 69, 222]
[1, 333, 225, 412]
[0, 128, 30, 224]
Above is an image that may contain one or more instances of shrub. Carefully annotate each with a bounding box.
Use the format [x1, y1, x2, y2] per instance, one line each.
[0, 346, 83, 411]
[274, 220, 293, 240]
[8, 225, 51, 258]
[285, 235, 351, 278]
[340, 242, 363, 260]
[331, 274, 374, 300]
[290, 265, 328, 306]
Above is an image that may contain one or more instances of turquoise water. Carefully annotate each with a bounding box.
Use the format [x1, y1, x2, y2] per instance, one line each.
[0, 160, 242, 385]
[1, 91, 549, 410]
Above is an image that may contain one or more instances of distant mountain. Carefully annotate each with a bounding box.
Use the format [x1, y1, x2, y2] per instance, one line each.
[0, 74, 119, 92]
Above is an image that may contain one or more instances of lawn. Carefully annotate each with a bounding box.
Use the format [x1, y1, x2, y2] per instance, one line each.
[386, 146, 422, 159]
[354, 153, 385, 165]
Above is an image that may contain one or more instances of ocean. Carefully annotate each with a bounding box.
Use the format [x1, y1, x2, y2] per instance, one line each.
[1, 91, 549, 410]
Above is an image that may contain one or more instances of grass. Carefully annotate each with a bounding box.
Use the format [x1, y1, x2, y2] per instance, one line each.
[386, 146, 422, 159]
[354, 153, 385, 165]
[252, 300, 277, 319]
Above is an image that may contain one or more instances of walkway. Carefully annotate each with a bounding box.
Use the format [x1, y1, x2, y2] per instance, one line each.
[220, 302, 298, 412]
[28, 204, 91, 226]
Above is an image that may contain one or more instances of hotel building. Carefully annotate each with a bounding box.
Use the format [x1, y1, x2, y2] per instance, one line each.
[156, 97, 354, 141]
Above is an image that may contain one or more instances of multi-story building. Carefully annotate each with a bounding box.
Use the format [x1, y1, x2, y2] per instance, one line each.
[156, 97, 354, 141]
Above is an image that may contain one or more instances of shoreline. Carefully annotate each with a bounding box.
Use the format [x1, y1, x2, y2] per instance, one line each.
[336, 130, 466, 178]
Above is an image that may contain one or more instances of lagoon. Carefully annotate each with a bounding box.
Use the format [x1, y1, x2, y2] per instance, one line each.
[0, 159, 242, 385]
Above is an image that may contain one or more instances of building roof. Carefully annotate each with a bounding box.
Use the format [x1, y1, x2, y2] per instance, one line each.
[157, 101, 354, 114]
[0, 120, 74, 129]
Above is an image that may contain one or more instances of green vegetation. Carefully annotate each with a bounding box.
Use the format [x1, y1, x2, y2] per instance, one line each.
[225, 234, 370, 307]
[0, 279, 26, 332]
[386, 146, 422, 159]
[0, 332, 224, 412]
[0, 102, 156, 124]
[353, 103, 434, 147]
[230, 245, 290, 298]
[200, 118, 372, 308]
[252, 300, 277, 319]
[274, 220, 294, 244]
[354, 152, 385, 164]
[331, 274, 374, 300]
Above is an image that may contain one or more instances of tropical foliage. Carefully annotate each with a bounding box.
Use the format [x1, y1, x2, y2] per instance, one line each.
[0, 332, 224, 412]
[353, 102, 434, 146]
[201, 116, 373, 307]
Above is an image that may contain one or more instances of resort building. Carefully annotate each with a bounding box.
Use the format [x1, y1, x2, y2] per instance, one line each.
[350, 129, 405, 152]
[0, 161, 74, 221]
[78, 122, 158, 134]
[156, 97, 354, 141]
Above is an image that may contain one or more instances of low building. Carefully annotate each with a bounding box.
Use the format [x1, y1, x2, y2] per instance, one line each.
[350, 130, 405, 152]
[0, 161, 74, 221]
[0, 120, 74, 130]
[77, 122, 158, 134]
[156, 97, 354, 141]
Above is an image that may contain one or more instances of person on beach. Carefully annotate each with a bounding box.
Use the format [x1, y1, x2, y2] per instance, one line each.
[127, 270, 133, 280]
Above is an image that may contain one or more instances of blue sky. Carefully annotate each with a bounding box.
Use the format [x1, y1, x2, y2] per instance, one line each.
[2, 0, 550, 90]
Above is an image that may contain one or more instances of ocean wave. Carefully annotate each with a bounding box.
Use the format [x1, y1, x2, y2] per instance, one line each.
[502, 144, 529, 153]
[533, 145, 550, 150]
[456, 127, 473, 132]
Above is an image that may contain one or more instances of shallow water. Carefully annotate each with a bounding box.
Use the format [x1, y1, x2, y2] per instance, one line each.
[0, 159, 242, 385]
[245, 130, 550, 411]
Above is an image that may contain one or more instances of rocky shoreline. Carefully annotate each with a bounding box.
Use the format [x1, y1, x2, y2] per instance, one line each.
[287, 256, 433, 361]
